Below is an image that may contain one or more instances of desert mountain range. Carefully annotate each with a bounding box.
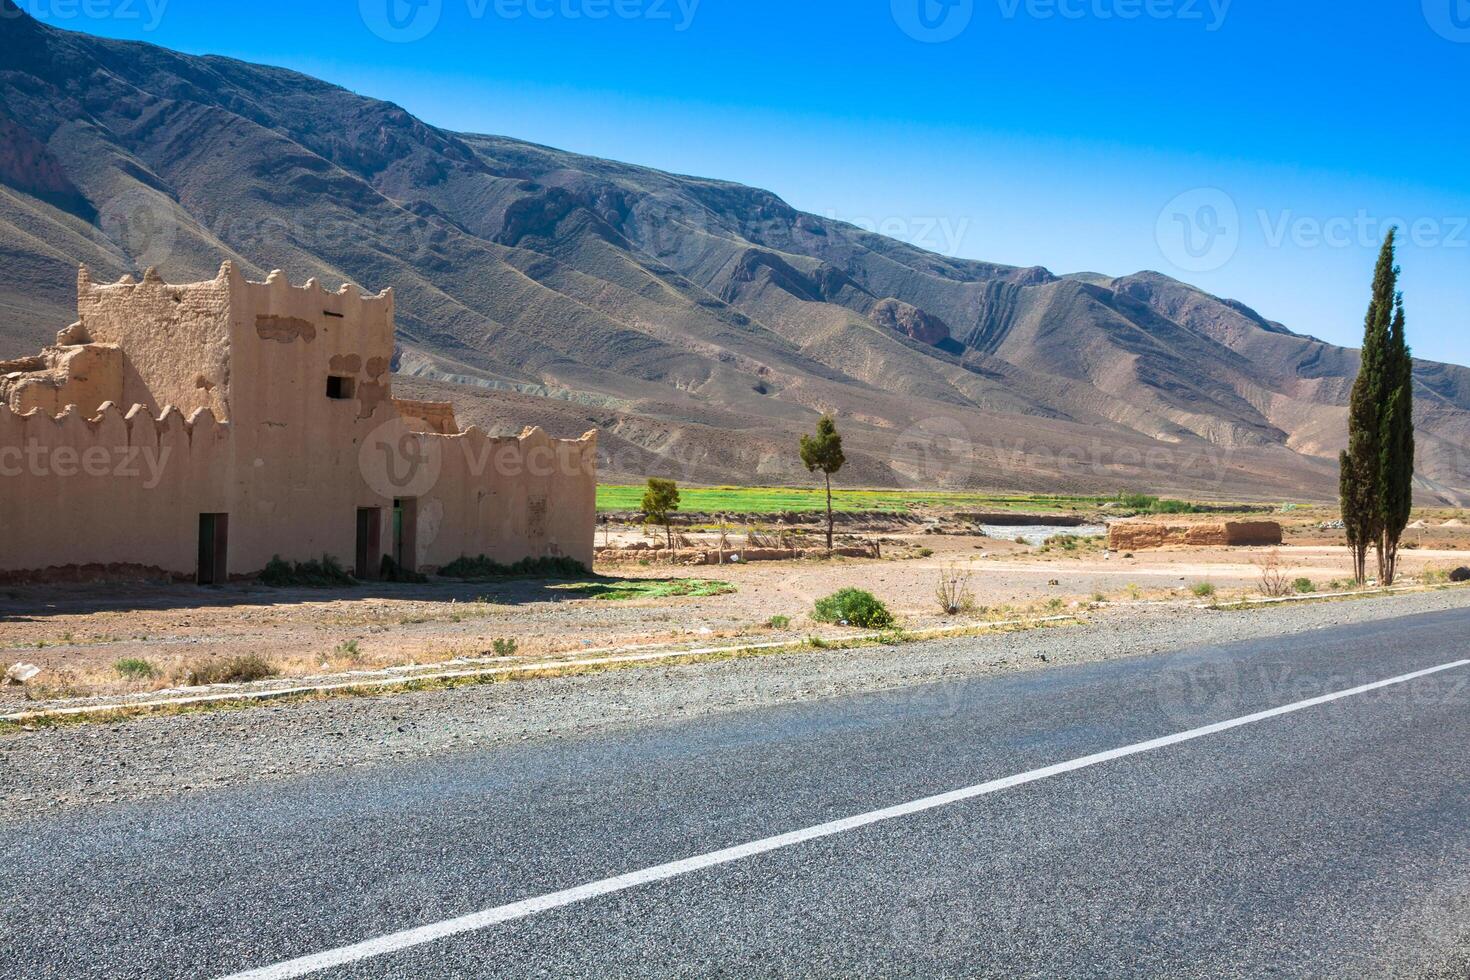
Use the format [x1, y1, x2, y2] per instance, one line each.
[2, 3, 1468, 503]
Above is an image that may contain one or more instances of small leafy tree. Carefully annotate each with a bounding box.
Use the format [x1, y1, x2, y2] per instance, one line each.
[800, 414, 846, 553]
[640, 477, 680, 553]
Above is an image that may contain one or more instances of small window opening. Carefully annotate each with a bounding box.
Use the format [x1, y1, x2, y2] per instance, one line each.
[326, 375, 356, 400]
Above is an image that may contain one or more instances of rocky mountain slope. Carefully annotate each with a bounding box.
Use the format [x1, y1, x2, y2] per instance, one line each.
[2, 3, 1466, 502]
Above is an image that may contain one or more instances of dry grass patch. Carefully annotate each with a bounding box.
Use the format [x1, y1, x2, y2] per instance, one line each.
[185, 654, 279, 686]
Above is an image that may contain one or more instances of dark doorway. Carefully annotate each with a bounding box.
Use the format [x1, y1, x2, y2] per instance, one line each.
[355, 507, 382, 580]
[392, 498, 418, 573]
[197, 513, 229, 585]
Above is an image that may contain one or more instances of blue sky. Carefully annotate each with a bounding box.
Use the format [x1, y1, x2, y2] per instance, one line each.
[24, 0, 1470, 364]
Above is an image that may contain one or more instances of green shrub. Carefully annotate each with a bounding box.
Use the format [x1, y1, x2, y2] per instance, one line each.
[1292, 577, 1315, 594]
[114, 657, 158, 680]
[334, 639, 362, 660]
[812, 588, 894, 629]
[766, 615, 792, 629]
[1114, 493, 1203, 515]
[438, 555, 588, 580]
[490, 638, 518, 657]
[186, 654, 278, 686]
[1190, 582, 1217, 598]
[260, 554, 355, 588]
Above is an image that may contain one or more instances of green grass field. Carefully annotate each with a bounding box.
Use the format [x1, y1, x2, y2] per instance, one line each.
[595, 485, 1108, 515]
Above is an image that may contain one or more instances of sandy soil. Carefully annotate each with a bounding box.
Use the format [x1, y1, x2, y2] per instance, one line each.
[3, 521, 1468, 706]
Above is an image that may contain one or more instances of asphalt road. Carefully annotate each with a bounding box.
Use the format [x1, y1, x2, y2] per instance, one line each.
[4, 606, 1470, 979]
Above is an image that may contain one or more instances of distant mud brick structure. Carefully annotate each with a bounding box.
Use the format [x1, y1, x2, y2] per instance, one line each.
[0, 263, 597, 582]
[1107, 519, 1283, 551]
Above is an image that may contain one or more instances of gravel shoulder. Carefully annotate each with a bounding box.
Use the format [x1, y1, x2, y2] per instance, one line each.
[4, 588, 1470, 818]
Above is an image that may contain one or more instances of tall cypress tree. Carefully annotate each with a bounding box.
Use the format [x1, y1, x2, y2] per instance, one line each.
[1377, 291, 1414, 584]
[1340, 229, 1397, 584]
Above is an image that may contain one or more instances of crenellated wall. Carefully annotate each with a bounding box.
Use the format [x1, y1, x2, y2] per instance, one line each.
[76, 266, 233, 419]
[0, 401, 233, 578]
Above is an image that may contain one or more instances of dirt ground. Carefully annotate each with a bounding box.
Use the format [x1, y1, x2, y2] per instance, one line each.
[4, 514, 1469, 706]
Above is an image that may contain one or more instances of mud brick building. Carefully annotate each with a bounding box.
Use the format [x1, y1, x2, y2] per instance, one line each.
[0, 263, 597, 581]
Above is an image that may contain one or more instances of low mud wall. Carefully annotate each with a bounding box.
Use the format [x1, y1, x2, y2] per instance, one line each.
[1107, 520, 1283, 550]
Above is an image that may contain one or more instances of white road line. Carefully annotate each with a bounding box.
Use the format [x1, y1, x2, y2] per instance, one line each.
[218, 657, 1470, 980]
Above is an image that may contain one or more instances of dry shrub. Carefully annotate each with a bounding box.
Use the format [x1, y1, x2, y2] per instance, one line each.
[186, 654, 279, 686]
[1255, 550, 1292, 597]
[747, 526, 783, 549]
[935, 564, 976, 616]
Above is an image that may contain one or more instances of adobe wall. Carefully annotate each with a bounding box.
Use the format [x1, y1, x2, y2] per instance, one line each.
[1107, 519, 1283, 550]
[210, 266, 402, 575]
[0, 343, 122, 415]
[76, 266, 232, 419]
[0, 402, 233, 579]
[0, 400, 598, 578]
[419, 425, 599, 571]
[393, 398, 459, 435]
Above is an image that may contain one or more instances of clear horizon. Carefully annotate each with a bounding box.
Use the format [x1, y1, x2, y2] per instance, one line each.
[17, 0, 1470, 365]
